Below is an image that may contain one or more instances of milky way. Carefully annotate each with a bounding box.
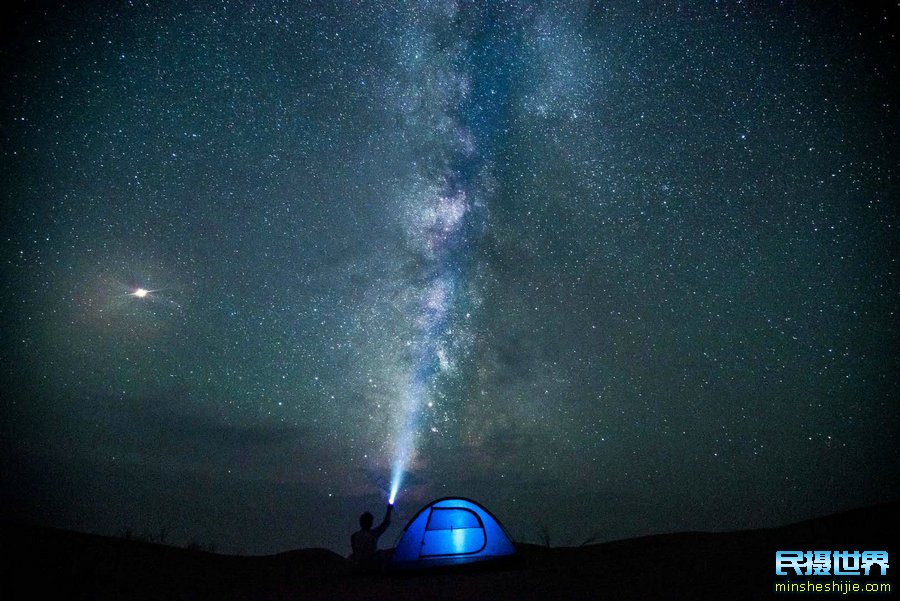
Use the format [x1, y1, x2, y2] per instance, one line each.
[386, 2, 495, 504]
[1, 1, 897, 554]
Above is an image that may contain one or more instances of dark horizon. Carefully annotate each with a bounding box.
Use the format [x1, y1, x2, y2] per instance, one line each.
[2, 0, 898, 557]
[4, 496, 899, 558]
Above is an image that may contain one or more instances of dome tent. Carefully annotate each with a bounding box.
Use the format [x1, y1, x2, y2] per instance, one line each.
[390, 497, 517, 569]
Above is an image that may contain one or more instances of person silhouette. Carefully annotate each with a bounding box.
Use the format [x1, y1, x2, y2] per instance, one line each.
[350, 503, 393, 570]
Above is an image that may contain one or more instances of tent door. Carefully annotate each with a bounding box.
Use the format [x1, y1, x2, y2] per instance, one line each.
[418, 507, 487, 558]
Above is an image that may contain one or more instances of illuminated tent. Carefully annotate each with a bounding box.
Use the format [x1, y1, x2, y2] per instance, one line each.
[390, 497, 517, 569]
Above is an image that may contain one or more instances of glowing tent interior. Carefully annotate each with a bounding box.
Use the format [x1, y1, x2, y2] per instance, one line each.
[390, 497, 517, 569]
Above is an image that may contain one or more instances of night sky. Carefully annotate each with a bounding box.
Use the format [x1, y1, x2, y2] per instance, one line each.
[1, 1, 897, 555]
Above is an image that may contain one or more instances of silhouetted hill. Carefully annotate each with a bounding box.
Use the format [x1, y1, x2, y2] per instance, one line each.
[4, 502, 896, 600]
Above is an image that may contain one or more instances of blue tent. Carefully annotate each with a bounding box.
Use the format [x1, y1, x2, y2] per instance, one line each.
[390, 497, 517, 569]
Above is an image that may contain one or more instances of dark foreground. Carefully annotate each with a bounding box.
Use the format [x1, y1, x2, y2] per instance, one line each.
[4, 503, 896, 600]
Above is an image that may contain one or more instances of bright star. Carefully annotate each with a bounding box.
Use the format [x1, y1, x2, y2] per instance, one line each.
[131, 288, 149, 298]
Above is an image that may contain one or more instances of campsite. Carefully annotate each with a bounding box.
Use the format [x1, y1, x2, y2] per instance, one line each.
[6, 500, 896, 600]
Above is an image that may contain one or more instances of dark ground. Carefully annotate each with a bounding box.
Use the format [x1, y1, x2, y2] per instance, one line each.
[3, 502, 896, 600]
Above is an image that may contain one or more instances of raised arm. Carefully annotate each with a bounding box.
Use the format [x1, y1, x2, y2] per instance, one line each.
[373, 503, 393, 537]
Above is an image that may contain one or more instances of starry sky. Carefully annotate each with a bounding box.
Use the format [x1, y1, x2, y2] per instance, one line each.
[1, 0, 897, 555]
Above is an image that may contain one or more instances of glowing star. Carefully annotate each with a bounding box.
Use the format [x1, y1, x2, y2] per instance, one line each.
[131, 288, 149, 298]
